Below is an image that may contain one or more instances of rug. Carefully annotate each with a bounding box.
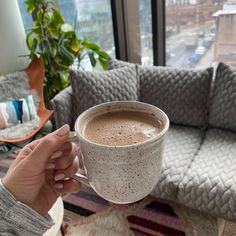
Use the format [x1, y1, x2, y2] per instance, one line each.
[0, 150, 187, 236]
[61, 188, 186, 236]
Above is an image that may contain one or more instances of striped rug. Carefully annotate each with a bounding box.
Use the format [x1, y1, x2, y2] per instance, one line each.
[0, 151, 186, 236]
[63, 187, 186, 236]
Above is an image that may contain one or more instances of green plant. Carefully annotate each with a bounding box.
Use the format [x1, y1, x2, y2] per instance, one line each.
[24, 0, 110, 104]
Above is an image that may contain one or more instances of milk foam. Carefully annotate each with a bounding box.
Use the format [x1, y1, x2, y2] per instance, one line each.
[83, 110, 163, 146]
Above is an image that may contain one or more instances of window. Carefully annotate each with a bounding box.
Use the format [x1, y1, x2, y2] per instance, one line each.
[18, 0, 236, 68]
[139, 0, 153, 65]
[58, 0, 77, 25]
[18, 0, 33, 29]
[165, 0, 228, 69]
[18, 0, 115, 59]
[58, 0, 115, 58]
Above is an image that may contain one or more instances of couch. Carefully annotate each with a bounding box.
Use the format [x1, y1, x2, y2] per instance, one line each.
[51, 59, 236, 224]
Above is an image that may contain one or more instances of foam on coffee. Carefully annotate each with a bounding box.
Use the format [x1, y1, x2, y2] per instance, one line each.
[83, 110, 163, 146]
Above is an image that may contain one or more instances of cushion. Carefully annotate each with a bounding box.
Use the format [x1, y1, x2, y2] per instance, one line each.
[108, 58, 135, 69]
[70, 66, 139, 121]
[178, 128, 236, 221]
[151, 124, 204, 201]
[0, 70, 40, 139]
[139, 66, 213, 128]
[51, 86, 74, 129]
[209, 62, 236, 132]
[0, 95, 38, 129]
[108, 58, 213, 128]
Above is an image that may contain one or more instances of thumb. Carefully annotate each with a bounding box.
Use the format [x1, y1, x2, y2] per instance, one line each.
[27, 124, 70, 166]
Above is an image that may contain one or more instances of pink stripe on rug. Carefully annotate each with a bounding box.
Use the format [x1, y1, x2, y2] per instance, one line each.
[133, 208, 184, 231]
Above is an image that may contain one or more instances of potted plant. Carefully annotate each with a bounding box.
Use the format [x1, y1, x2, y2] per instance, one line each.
[24, 0, 110, 106]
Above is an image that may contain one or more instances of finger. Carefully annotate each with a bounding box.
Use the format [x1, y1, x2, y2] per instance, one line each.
[54, 179, 81, 194]
[18, 139, 41, 158]
[45, 143, 77, 171]
[53, 143, 77, 170]
[26, 139, 42, 151]
[27, 124, 70, 167]
[54, 157, 79, 182]
[50, 142, 75, 160]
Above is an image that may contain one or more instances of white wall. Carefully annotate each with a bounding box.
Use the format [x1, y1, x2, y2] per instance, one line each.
[0, 0, 29, 74]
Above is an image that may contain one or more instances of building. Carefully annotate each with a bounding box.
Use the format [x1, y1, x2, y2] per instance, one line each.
[213, 0, 236, 66]
[166, 0, 224, 36]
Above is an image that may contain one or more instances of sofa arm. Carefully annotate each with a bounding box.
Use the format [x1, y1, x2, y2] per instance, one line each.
[51, 86, 74, 129]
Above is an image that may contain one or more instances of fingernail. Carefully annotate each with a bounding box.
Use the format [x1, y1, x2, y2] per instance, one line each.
[54, 173, 65, 181]
[51, 151, 63, 160]
[54, 183, 64, 189]
[46, 163, 55, 170]
[56, 125, 69, 137]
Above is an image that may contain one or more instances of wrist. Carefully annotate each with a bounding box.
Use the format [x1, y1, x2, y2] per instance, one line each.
[1, 178, 48, 217]
[0, 179, 54, 234]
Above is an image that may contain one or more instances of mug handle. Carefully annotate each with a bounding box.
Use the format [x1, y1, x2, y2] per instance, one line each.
[68, 132, 90, 187]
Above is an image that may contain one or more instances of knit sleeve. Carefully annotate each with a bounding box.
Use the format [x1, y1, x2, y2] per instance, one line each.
[0, 180, 54, 236]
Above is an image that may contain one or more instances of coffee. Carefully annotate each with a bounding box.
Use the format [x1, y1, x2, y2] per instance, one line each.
[83, 110, 163, 146]
[74, 101, 169, 203]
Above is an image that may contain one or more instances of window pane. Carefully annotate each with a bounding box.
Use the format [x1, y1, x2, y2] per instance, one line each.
[140, 0, 153, 65]
[166, 0, 228, 69]
[58, 0, 115, 59]
[18, 0, 33, 29]
[58, 0, 77, 25]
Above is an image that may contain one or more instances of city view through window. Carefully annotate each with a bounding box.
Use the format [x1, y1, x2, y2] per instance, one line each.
[58, 0, 115, 69]
[166, 0, 236, 69]
[18, 0, 236, 69]
[139, 0, 153, 65]
[62, 0, 115, 57]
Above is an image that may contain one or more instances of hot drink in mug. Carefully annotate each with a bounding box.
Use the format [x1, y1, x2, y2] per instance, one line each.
[71, 101, 169, 204]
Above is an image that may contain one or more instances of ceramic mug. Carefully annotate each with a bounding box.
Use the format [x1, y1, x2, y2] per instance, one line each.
[71, 101, 169, 204]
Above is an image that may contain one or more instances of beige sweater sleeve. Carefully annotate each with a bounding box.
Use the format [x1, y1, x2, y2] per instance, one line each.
[0, 180, 54, 236]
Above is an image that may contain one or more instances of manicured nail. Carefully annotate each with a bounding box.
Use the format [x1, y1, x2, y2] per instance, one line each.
[54, 183, 64, 189]
[54, 173, 65, 181]
[51, 151, 63, 160]
[46, 163, 55, 170]
[56, 125, 69, 137]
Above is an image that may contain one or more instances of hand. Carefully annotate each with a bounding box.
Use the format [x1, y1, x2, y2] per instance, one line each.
[2, 124, 81, 217]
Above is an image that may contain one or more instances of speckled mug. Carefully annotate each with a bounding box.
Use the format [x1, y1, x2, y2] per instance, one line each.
[73, 101, 169, 204]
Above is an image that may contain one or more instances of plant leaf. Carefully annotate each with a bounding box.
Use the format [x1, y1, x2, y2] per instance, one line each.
[58, 46, 75, 64]
[25, 0, 36, 13]
[61, 23, 73, 33]
[58, 70, 69, 84]
[27, 4, 36, 13]
[26, 32, 33, 49]
[83, 42, 100, 51]
[52, 8, 64, 25]
[98, 57, 108, 70]
[97, 50, 110, 59]
[88, 52, 96, 67]
[70, 38, 80, 52]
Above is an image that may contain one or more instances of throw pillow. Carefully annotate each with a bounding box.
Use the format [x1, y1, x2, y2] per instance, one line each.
[139, 66, 213, 128]
[108, 58, 213, 128]
[0, 95, 38, 129]
[70, 66, 139, 120]
[209, 62, 236, 132]
[0, 61, 42, 140]
[108, 58, 135, 70]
